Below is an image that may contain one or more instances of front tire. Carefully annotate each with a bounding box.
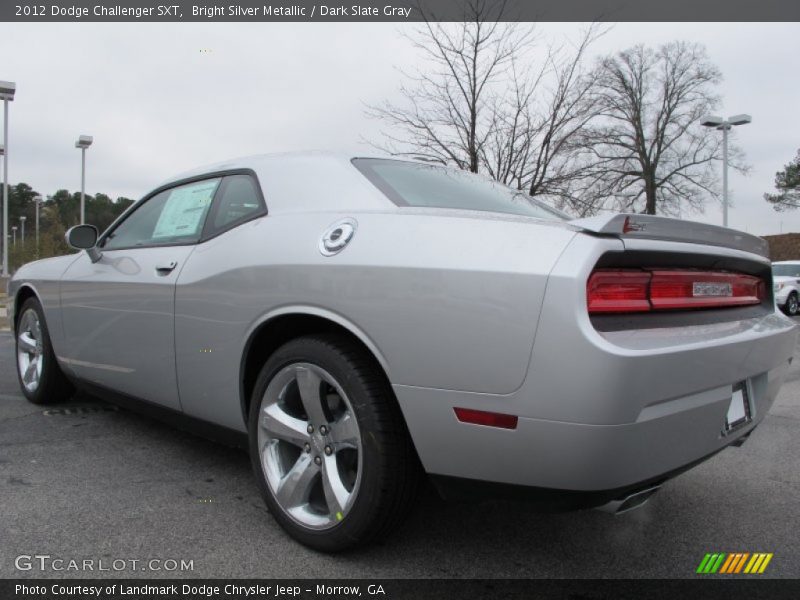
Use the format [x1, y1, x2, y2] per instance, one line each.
[248, 334, 420, 552]
[15, 297, 74, 405]
[784, 292, 799, 316]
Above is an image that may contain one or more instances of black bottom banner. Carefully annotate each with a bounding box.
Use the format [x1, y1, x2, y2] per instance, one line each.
[3, 579, 800, 600]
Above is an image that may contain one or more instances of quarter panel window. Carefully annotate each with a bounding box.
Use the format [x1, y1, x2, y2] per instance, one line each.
[205, 174, 265, 237]
[102, 178, 220, 249]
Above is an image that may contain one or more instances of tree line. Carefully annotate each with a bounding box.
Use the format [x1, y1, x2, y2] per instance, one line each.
[3, 182, 134, 272]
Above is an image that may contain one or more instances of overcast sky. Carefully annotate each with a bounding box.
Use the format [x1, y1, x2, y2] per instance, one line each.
[1, 21, 798, 235]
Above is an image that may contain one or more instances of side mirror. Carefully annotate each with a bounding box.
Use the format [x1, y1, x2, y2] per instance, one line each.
[65, 224, 102, 263]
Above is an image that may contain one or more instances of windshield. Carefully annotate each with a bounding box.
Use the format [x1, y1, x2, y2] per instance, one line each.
[353, 158, 566, 221]
[773, 264, 800, 277]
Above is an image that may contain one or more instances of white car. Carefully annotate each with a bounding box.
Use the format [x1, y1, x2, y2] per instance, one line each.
[772, 261, 800, 316]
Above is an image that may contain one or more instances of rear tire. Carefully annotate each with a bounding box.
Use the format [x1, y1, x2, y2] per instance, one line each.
[15, 297, 74, 405]
[784, 292, 799, 316]
[248, 334, 420, 552]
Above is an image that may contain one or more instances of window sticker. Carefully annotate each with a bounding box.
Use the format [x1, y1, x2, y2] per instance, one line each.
[152, 179, 219, 239]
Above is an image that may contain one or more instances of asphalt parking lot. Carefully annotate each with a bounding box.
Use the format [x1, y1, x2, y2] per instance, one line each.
[1, 329, 799, 580]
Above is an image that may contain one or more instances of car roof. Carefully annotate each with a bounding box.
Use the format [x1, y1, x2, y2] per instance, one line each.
[158, 152, 398, 214]
[155, 151, 567, 219]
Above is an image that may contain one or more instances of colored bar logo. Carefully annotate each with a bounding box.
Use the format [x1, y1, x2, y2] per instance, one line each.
[696, 552, 773, 574]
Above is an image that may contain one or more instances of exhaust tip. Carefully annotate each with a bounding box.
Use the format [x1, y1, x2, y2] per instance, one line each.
[596, 485, 661, 515]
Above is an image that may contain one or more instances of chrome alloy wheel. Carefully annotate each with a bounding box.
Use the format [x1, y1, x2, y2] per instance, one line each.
[257, 362, 363, 530]
[17, 308, 44, 394]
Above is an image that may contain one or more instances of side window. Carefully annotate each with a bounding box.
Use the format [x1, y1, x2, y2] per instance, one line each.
[102, 178, 220, 250]
[205, 174, 265, 237]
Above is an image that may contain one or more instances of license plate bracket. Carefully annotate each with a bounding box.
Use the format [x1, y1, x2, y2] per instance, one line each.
[724, 381, 752, 434]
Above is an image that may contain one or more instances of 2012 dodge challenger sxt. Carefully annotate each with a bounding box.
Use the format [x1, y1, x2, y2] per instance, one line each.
[9, 152, 797, 551]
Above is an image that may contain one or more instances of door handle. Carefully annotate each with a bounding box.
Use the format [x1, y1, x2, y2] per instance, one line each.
[155, 261, 178, 274]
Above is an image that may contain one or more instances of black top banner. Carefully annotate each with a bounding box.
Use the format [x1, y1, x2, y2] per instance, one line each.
[3, 0, 799, 22]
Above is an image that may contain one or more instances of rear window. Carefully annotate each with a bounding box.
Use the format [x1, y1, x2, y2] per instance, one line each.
[353, 158, 566, 220]
[773, 264, 800, 277]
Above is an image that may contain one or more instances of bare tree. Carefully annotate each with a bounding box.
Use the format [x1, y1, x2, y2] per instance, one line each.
[366, 5, 604, 215]
[571, 42, 738, 216]
[480, 26, 603, 203]
[366, 0, 529, 172]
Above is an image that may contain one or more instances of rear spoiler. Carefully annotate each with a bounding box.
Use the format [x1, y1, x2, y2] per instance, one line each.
[570, 214, 770, 259]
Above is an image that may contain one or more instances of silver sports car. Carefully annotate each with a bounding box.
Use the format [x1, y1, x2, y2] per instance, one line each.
[9, 152, 797, 551]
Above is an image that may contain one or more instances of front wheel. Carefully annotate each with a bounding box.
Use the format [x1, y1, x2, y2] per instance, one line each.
[15, 297, 74, 405]
[784, 292, 799, 316]
[248, 335, 420, 552]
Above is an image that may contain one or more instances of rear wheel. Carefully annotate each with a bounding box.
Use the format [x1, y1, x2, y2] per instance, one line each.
[784, 292, 799, 316]
[248, 334, 420, 552]
[15, 297, 74, 405]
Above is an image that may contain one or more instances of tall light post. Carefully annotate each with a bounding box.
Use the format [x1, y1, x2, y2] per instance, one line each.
[0, 144, 4, 244]
[0, 144, 6, 239]
[75, 135, 93, 224]
[20, 215, 26, 244]
[12, 225, 17, 247]
[0, 143, 3, 257]
[701, 114, 752, 228]
[0, 80, 15, 277]
[34, 195, 42, 255]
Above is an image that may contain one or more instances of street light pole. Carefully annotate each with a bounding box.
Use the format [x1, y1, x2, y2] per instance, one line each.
[701, 114, 752, 228]
[20, 215, 26, 244]
[75, 135, 93, 224]
[0, 144, 4, 253]
[12, 226, 17, 247]
[0, 80, 15, 277]
[35, 195, 42, 255]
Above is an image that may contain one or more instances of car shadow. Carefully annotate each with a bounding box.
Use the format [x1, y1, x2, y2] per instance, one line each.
[62, 389, 727, 579]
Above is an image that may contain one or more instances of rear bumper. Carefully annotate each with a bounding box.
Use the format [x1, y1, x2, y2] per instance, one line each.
[395, 360, 787, 492]
[429, 438, 741, 509]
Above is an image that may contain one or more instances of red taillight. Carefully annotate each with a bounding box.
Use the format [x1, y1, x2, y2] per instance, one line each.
[586, 270, 651, 313]
[454, 407, 518, 430]
[649, 271, 764, 310]
[587, 269, 764, 314]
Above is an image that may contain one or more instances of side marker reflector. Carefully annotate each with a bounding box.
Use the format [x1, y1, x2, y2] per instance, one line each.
[454, 407, 518, 430]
